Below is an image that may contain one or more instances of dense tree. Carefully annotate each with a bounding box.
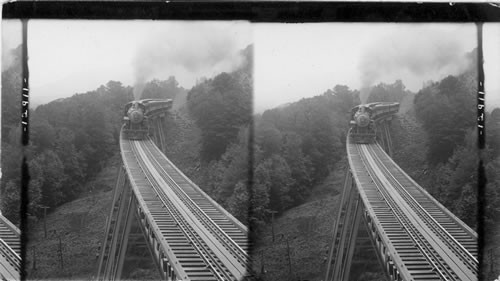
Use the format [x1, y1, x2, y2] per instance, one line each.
[140, 77, 184, 100]
[254, 155, 294, 213]
[249, 182, 270, 227]
[54, 128, 87, 199]
[187, 46, 252, 162]
[331, 85, 360, 110]
[30, 118, 56, 152]
[208, 129, 250, 202]
[409, 128, 494, 229]
[455, 183, 477, 227]
[484, 156, 500, 228]
[487, 108, 500, 156]
[1, 46, 23, 223]
[281, 132, 313, 203]
[226, 181, 249, 222]
[1, 181, 21, 223]
[1, 128, 22, 183]
[1, 70, 138, 221]
[29, 150, 66, 208]
[389, 48, 499, 230]
[193, 84, 359, 226]
[260, 88, 355, 181]
[33, 81, 132, 175]
[367, 80, 409, 103]
[206, 84, 359, 224]
[414, 74, 476, 164]
[1, 170, 42, 224]
[256, 122, 282, 159]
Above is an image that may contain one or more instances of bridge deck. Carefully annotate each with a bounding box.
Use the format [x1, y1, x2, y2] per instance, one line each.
[0, 215, 20, 256]
[0, 216, 20, 280]
[121, 136, 248, 281]
[141, 140, 249, 251]
[0, 246, 19, 281]
[348, 140, 478, 281]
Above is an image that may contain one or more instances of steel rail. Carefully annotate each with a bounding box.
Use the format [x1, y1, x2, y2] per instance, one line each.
[120, 135, 190, 280]
[0, 216, 20, 257]
[132, 140, 240, 280]
[142, 137, 248, 234]
[131, 139, 230, 280]
[131, 139, 230, 281]
[367, 144, 478, 274]
[141, 139, 249, 266]
[347, 134, 417, 281]
[0, 238, 20, 280]
[357, 143, 452, 280]
[370, 144, 478, 249]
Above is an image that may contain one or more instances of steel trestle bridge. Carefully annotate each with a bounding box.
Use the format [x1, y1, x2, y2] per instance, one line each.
[97, 102, 249, 281]
[325, 104, 478, 281]
[92, 99, 478, 281]
[0, 214, 21, 281]
[0, 100, 479, 281]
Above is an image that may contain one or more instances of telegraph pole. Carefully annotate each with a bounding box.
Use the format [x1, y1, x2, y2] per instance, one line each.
[58, 235, 64, 269]
[270, 210, 278, 242]
[260, 250, 265, 275]
[286, 236, 292, 276]
[32, 246, 36, 271]
[41, 206, 49, 238]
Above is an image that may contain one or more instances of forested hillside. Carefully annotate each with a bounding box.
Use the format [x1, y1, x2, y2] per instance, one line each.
[390, 49, 500, 230]
[188, 67, 360, 229]
[252, 47, 500, 281]
[0, 44, 186, 224]
[187, 45, 253, 162]
[1, 45, 24, 222]
[2, 41, 499, 280]
[359, 48, 500, 232]
[0, 44, 249, 279]
[387, 52, 500, 278]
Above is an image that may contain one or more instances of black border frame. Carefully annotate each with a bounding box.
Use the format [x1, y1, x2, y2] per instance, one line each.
[3, 2, 500, 22]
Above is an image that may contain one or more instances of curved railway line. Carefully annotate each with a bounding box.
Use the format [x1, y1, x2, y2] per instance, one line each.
[348, 137, 478, 281]
[121, 133, 248, 281]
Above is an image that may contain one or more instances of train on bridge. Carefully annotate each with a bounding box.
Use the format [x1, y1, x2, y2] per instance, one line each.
[123, 99, 173, 140]
[327, 101, 478, 281]
[98, 98, 250, 280]
[350, 102, 399, 143]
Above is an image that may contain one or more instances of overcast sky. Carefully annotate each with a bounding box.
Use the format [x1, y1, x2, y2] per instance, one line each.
[254, 23, 500, 111]
[2, 20, 252, 106]
[2, 20, 500, 112]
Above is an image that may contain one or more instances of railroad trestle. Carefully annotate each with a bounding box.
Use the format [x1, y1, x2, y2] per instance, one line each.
[325, 104, 478, 281]
[97, 102, 249, 281]
[0, 214, 21, 280]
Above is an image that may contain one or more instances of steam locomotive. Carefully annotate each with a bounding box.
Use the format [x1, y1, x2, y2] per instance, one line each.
[350, 104, 376, 143]
[123, 99, 173, 140]
[349, 102, 399, 143]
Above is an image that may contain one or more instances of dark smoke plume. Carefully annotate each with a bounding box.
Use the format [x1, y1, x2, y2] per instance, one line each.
[358, 26, 472, 103]
[132, 22, 250, 100]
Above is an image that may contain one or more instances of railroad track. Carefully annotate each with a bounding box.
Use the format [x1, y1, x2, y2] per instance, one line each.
[0, 217, 20, 256]
[141, 139, 249, 254]
[0, 216, 20, 281]
[347, 139, 478, 281]
[122, 136, 248, 281]
[367, 144, 478, 267]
